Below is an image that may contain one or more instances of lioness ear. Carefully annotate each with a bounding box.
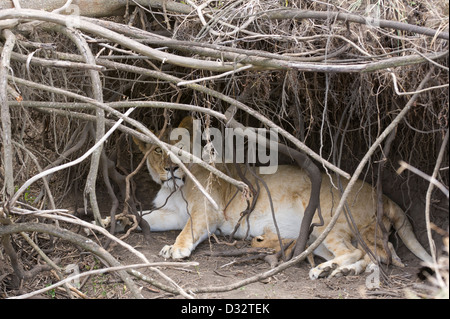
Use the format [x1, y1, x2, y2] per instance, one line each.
[132, 134, 150, 154]
[177, 116, 195, 144]
[178, 116, 194, 133]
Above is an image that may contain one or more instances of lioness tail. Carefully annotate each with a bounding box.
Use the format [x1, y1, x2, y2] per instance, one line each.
[386, 200, 432, 263]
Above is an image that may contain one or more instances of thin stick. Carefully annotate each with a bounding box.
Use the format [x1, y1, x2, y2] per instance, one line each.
[59, 26, 106, 227]
[177, 65, 253, 86]
[0, 9, 242, 72]
[8, 261, 198, 299]
[10, 100, 226, 120]
[397, 161, 449, 198]
[390, 71, 449, 96]
[8, 75, 220, 210]
[10, 108, 135, 207]
[5, 49, 106, 71]
[22, 210, 149, 263]
[263, 9, 449, 40]
[424, 129, 449, 288]
[0, 221, 144, 298]
[0, 29, 16, 200]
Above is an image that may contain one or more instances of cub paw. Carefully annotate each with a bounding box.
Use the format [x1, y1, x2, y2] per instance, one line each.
[159, 244, 191, 259]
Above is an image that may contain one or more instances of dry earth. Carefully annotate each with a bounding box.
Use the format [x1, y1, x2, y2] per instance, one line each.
[86, 228, 428, 299]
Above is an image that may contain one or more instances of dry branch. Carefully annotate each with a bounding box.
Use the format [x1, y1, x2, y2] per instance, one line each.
[0, 0, 447, 299]
[8, 100, 227, 120]
[12, 208, 148, 263]
[204, 247, 275, 257]
[0, 49, 105, 71]
[1, 9, 241, 71]
[0, 29, 15, 200]
[0, 0, 192, 18]
[0, 0, 447, 42]
[424, 129, 449, 269]
[139, 37, 449, 72]
[58, 24, 106, 227]
[263, 9, 449, 40]
[1, 9, 447, 73]
[0, 221, 144, 298]
[8, 260, 198, 299]
[10, 107, 135, 207]
[76, 15, 449, 73]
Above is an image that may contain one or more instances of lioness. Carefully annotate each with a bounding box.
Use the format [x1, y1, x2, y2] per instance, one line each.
[134, 117, 431, 279]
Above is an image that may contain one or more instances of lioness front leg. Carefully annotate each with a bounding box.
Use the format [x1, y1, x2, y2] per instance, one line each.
[142, 208, 189, 231]
[159, 214, 215, 259]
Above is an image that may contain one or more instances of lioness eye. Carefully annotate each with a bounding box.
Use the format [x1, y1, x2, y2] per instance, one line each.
[154, 147, 162, 154]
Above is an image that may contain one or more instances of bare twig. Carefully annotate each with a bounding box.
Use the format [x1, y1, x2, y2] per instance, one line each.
[10, 204, 149, 264]
[390, 71, 449, 96]
[10, 108, 135, 207]
[424, 129, 449, 287]
[58, 26, 106, 227]
[397, 160, 449, 198]
[0, 29, 16, 201]
[8, 261, 198, 300]
[177, 65, 253, 86]
[204, 247, 275, 257]
[0, 9, 243, 72]
[263, 9, 449, 40]
[0, 222, 144, 298]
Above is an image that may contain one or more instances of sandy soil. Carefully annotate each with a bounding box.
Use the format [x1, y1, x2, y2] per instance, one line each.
[103, 229, 428, 299]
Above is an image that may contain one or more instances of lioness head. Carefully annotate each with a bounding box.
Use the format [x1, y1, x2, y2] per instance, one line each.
[133, 117, 193, 190]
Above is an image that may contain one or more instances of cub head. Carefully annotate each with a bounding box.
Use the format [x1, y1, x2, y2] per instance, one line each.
[133, 116, 193, 190]
[251, 228, 295, 254]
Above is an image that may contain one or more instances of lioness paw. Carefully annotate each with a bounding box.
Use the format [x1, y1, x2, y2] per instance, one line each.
[159, 244, 191, 259]
[309, 259, 368, 279]
[309, 261, 338, 280]
[329, 260, 367, 278]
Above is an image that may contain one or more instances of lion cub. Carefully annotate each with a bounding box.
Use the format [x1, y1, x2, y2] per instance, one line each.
[134, 117, 431, 279]
[251, 227, 315, 267]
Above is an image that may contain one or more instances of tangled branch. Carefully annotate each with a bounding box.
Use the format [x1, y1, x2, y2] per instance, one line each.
[1, 0, 448, 298]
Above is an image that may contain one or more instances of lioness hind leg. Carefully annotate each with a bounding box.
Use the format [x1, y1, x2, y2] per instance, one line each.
[365, 240, 405, 267]
[329, 257, 368, 278]
[309, 232, 366, 279]
[309, 249, 366, 279]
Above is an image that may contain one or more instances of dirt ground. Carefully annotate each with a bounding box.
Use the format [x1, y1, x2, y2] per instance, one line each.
[72, 226, 431, 300]
[1, 197, 440, 300]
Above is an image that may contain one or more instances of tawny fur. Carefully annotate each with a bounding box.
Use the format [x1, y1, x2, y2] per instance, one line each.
[134, 117, 432, 279]
[251, 227, 315, 267]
